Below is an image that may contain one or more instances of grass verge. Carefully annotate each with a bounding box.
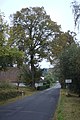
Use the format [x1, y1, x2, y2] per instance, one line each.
[0, 87, 37, 105]
[53, 89, 80, 120]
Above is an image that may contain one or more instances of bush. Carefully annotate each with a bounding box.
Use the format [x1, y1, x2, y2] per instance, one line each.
[37, 84, 50, 90]
[0, 81, 16, 90]
[0, 90, 22, 101]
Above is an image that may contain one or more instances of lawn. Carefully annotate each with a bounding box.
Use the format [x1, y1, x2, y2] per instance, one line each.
[53, 89, 80, 120]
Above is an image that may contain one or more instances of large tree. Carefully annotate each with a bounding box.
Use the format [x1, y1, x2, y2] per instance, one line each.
[48, 30, 76, 64]
[48, 30, 76, 89]
[59, 43, 80, 95]
[9, 7, 61, 86]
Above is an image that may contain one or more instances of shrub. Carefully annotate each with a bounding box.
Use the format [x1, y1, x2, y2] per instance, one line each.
[0, 90, 22, 101]
[37, 84, 50, 90]
[0, 81, 16, 90]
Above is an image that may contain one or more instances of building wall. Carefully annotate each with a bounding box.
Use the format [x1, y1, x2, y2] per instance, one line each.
[0, 67, 20, 83]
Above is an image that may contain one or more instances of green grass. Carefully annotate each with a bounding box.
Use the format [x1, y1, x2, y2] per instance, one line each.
[53, 89, 80, 120]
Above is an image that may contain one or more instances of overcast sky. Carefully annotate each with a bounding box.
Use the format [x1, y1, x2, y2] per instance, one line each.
[0, 0, 74, 31]
[0, 0, 79, 68]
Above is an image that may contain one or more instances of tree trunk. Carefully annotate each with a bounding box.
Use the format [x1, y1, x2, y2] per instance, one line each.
[30, 55, 35, 88]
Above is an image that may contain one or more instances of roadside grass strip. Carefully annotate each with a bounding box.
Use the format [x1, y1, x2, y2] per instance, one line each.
[53, 89, 80, 120]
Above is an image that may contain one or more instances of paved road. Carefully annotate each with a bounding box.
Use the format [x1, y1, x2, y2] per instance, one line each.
[0, 83, 61, 120]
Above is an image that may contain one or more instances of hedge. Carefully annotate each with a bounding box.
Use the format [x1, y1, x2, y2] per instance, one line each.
[0, 90, 22, 101]
[37, 84, 50, 90]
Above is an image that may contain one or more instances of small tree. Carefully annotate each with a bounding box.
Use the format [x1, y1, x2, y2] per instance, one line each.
[0, 11, 24, 71]
[44, 70, 55, 86]
[18, 65, 42, 86]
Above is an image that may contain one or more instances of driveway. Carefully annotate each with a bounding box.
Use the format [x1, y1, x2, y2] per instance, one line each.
[0, 83, 61, 120]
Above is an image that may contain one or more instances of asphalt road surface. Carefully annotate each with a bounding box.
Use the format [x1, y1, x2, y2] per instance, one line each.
[0, 83, 61, 120]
